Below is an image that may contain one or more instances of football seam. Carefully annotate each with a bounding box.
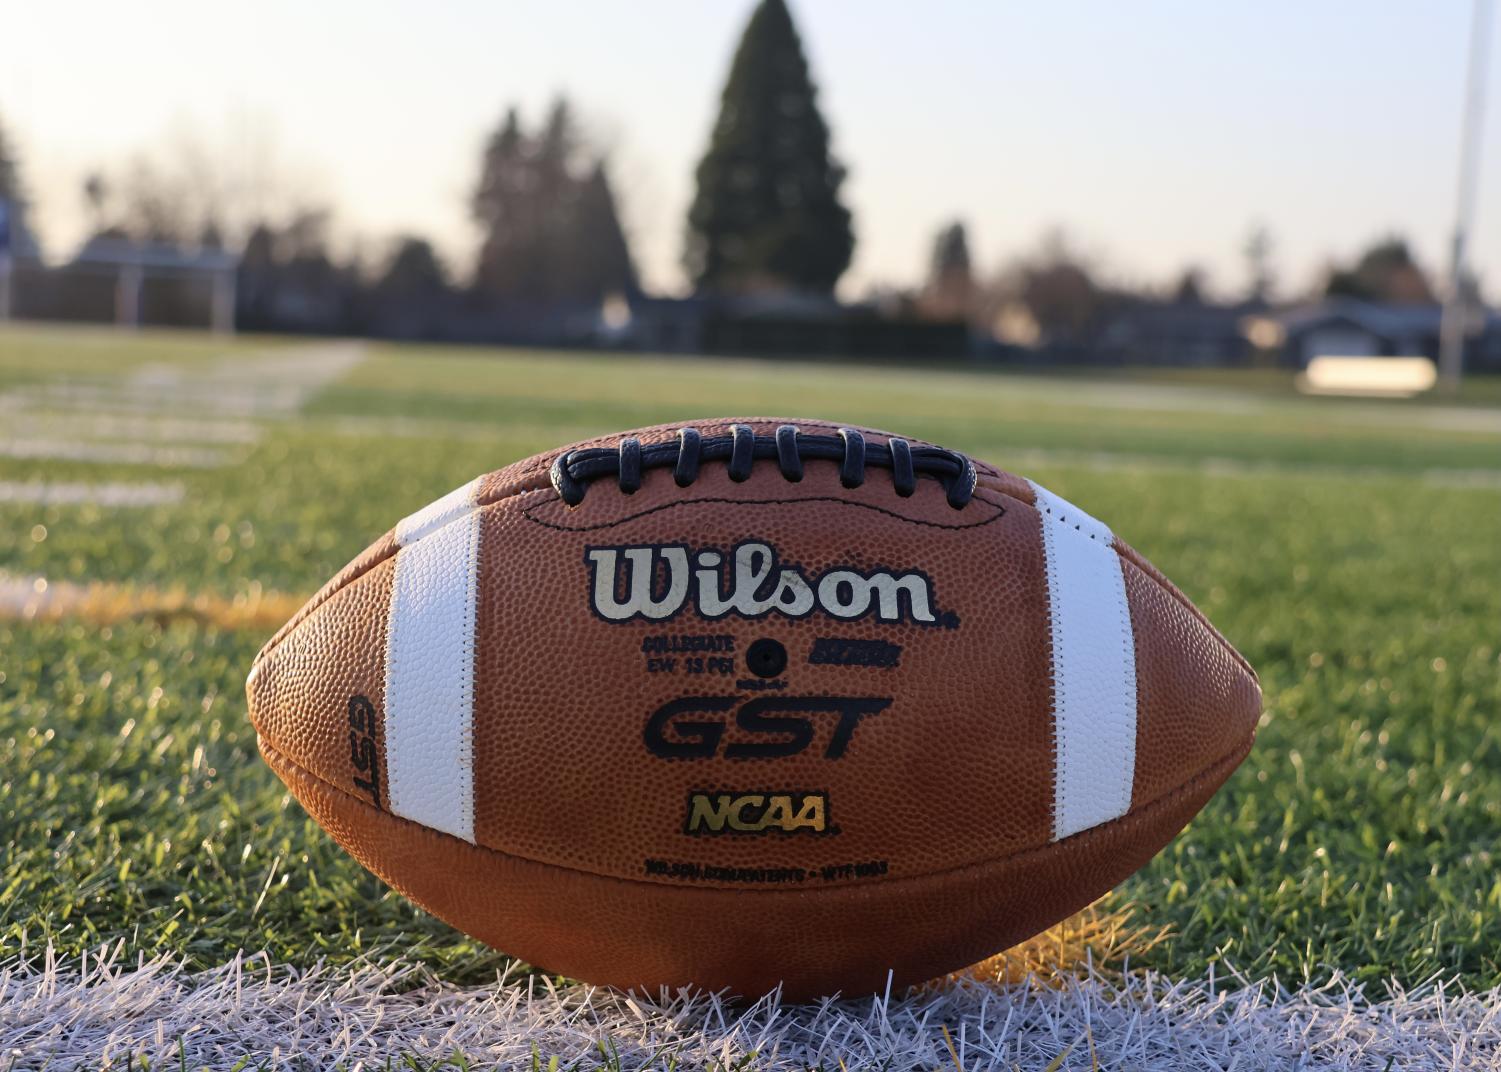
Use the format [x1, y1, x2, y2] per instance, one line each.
[1037, 499, 1065, 842]
[257, 732, 1252, 896]
[519, 490, 1010, 533]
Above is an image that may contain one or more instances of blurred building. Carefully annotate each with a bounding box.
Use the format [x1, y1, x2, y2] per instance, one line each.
[1245, 298, 1501, 372]
[3, 237, 236, 332]
[1096, 299, 1258, 367]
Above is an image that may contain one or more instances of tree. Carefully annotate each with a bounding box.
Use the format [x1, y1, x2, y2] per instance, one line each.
[236, 223, 279, 328]
[234, 209, 358, 334]
[684, 0, 853, 294]
[559, 162, 636, 303]
[0, 119, 19, 206]
[1172, 266, 1206, 304]
[82, 173, 109, 235]
[1325, 237, 1435, 304]
[1243, 224, 1274, 302]
[472, 107, 535, 299]
[377, 236, 447, 298]
[920, 220, 974, 321]
[1021, 261, 1100, 344]
[0, 112, 36, 254]
[986, 230, 1107, 346]
[470, 98, 636, 307]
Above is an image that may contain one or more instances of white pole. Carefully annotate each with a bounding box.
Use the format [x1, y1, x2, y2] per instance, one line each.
[1439, 0, 1495, 391]
[117, 261, 144, 329]
[212, 266, 237, 335]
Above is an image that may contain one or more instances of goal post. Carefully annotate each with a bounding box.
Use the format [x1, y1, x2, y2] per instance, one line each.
[0, 234, 238, 335]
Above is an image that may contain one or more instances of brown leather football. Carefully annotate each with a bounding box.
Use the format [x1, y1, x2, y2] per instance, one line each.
[247, 417, 1259, 999]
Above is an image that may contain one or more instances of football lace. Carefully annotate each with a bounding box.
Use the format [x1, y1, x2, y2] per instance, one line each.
[550, 424, 977, 509]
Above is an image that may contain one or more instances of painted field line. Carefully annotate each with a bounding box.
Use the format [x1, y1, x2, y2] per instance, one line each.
[0, 340, 369, 468]
[0, 438, 233, 468]
[0, 481, 185, 507]
[0, 575, 305, 630]
[3, 413, 264, 445]
[2, 943, 1495, 1071]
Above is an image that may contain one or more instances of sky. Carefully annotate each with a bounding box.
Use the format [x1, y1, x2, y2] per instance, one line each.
[3, 1, 1497, 300]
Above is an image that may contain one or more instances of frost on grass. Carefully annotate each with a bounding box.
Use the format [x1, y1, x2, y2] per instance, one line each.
[3, 942, 1500, 1071]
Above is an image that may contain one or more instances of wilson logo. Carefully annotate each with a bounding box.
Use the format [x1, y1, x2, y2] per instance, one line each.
[685, 791, 829, 835]
[586, 541, 940, 625]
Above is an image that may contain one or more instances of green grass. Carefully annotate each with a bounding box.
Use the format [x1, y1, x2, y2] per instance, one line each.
[0, 322, 296, 382]
[2, 331, 1500, 990]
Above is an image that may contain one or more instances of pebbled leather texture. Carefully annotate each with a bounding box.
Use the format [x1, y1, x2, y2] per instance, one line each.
[247, 416, 1261, 998]
[260, 734, 1250, 1000]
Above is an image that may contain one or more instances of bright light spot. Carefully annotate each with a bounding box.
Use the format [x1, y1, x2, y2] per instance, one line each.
[600, 293, 632, 331]
[1297, 356, 1437, 398]
[1243, 316, 1285, 350]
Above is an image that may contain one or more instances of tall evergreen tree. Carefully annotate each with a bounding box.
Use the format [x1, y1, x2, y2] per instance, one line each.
[378, 236, 448, 298]
[559, 162, 636, 303]
[0, 112, 35, 253]
[472, 107, 537, 299]
[1243, 224, 1274, 302]
[471, 98, 636, 307]
[531, 100, 583, 300]
[685, 0, 853, 294]
[929, 222, 971, 285]
[922, 221, 974, 319]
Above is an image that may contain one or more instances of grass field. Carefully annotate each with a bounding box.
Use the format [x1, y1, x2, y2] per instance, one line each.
[2, 323, 1501, 1063]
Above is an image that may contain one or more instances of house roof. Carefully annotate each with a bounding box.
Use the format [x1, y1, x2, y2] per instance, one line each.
[71, 236, 238, 272]
[1272, 298, 1500, 338]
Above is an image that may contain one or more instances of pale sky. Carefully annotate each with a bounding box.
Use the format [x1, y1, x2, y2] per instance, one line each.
[4, 1, 1498, 300]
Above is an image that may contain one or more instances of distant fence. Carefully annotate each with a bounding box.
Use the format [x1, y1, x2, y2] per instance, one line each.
[3, 256, 231, 332]
[699, 314, 971, 359]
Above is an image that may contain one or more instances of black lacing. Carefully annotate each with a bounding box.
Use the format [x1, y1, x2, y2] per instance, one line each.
[550, 424, 976, 509]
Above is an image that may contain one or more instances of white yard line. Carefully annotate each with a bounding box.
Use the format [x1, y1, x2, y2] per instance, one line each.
[0, 340, 365, 475]
[0, 438, 232, 468]
[1, 949, 1496, 1071]
[0, 481, 184, 507]
[2, 413, 264, 444]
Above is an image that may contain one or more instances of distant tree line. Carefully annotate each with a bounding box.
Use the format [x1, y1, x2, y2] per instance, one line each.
[0, 0, 1486, 358]
[235, 99, 640, 340]
[904, 217, 1459, 354]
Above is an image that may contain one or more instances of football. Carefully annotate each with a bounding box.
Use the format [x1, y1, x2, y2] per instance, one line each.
[247, 417, 1260, 999]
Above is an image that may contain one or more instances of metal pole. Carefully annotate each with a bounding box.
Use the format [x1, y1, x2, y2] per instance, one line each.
[0, 196, 12, 321]
[212, 266, 237, 335]
[1439, 0, 1494, 391]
